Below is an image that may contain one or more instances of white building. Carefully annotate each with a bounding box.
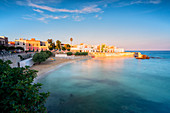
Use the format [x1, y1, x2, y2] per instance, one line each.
[114, 47, 124, 53]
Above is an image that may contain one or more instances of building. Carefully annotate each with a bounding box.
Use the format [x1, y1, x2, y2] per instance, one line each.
[0, 36, 8, 46]
[71, 43, 97, 52]
[15, 38, 48, 51]
[71, 43, 124, 53]
[8, 41, 15, 47]
[114, 47, 124, 53]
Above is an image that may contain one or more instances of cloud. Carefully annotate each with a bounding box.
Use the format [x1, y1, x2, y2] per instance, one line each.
[27, 0, 102, 13]
[37, 14, 68, 23]
[149, 0, 161, 4]
[94, 15, 102, 20]
[72, 16, 84, 21]
[33, 9, 44, 13]
[117, 0, 161, 7]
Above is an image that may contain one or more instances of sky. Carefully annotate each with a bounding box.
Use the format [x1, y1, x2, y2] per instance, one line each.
[0, 0, 170, 50]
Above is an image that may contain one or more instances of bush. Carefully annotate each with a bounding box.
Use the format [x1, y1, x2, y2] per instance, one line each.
[74, 52, 88, 56]
[40, 51, 52, 58]
[67, 52, 73, 56]
[16, 46, 24, 51]
[67, 49, 70, 51]
[33, 53, 47, 64]
[8, 46, 16, 50]
[0, 60, 49, 112]
[45, 51, 52, 57]
[0, 45, 8, 51]
[74, 52, 80, 56]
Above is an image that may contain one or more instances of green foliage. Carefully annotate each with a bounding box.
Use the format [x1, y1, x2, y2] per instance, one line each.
[47, 39, 52, 44]
[49, 46, 53, 50]
[0, 45, 8, 51]
[33, 53, 47, 64]
[67, 52, 73, 56]
[46, 51, 52, 57]
[40, 51, 52, 58]
[74, 52, 88, 56]
[62, 47, 66, 51]
[75, 52, 80, 56]
[64, 44, 71, 50]
[55, 40, 61, 50]
[0, 59, 49, 112]
[49, 43, 55, 50]
[67, 49, 70, 51]
[8, 46, 16, 50]
[16, 46, 24, 51]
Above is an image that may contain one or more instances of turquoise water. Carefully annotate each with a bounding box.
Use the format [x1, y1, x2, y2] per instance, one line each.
[37, 51, 170, 113]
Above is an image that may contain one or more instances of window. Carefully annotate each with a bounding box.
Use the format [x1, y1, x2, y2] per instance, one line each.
[37, 44, 38, 46]
[23, 42, 25, 45]
[29, 43, 31, 46]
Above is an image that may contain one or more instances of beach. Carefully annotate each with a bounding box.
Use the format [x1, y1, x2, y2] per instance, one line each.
[30, 56, 91, 77]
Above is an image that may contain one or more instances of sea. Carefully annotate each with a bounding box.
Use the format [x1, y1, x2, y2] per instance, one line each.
[37, 51, 170, 113]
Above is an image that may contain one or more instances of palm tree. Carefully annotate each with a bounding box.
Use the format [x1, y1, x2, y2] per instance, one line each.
[70, 38, 73, 45]
[56, 40, 61, 50]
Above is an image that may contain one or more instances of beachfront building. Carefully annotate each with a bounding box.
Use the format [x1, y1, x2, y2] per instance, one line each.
[71, 43, 124, 53]
[107, 46, 115, 53]
[114, 47, 124, 53]
[15, 38, 48, 51]
[71, 43, 97, 52]
[8, 41, 15, 47]
[0, 36, 8, 47]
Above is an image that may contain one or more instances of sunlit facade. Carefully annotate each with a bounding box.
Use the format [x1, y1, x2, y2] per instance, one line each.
[0, 36, 8, 47]
[71, 43, 124, 53]
[15, 38, 48, 51]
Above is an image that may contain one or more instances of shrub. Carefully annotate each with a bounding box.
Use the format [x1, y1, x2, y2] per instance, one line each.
[45, 51, 52, 57]
[75, 52, 88, 56]
[40, 51, 52, 58]
[67, 52, 73, 56]
[67, 49, 70, 51]
[0, 45, 8, 51]
[16, 46, 24, 51]
[8, 46, 16, 50]
[33, 53, 47, 64]
[0, 60, 49, 112]
[75, 52, 80, 56]
[83, 52, 88, 55]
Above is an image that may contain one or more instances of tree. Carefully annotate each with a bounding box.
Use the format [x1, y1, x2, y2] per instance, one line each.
[0, 45, 8, 51]
[0, 60, 49, 112]
[33, 53, 47, 64]
[8, 46, 16, 50]
[49, 46, 53, 50]
[47, 39, 53, 44]
[50, 43, 55, 50]
[64, 44, 71, 50]
[70, 38, 73, 45]
[62, 47, 66, 51]
[16, 46, 24, 51]
[56, 40, 61, 50]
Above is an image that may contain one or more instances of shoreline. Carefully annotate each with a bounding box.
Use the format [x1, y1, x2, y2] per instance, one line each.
[31, 56, 91, 81]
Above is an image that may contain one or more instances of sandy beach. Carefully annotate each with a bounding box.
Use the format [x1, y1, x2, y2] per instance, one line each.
[30, 56, 91, 77]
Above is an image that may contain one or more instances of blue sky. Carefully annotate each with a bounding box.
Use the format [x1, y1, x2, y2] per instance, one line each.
[0, 0, 170, 50]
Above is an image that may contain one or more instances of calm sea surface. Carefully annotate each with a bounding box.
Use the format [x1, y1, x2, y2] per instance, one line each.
[37, 51, 170, 113]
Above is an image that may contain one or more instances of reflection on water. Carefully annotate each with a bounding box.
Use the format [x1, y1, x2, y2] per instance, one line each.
[38, 53, 170, 113]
